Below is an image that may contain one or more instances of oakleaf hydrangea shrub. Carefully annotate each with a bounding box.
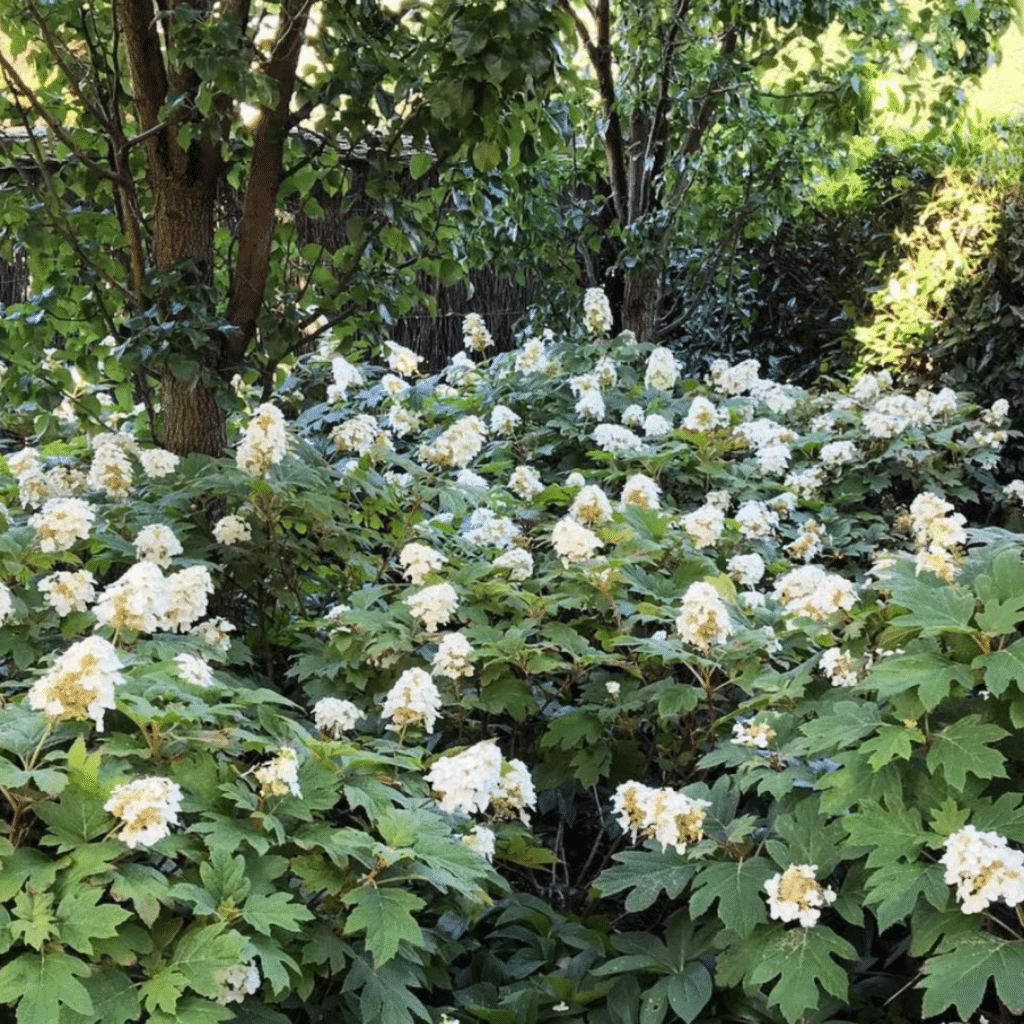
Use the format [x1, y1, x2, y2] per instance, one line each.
[1, 291, 1024, 1024]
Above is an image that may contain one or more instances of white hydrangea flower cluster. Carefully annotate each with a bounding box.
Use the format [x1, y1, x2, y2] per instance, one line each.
[908, 492, 966, 581]
[385, 340, 422, 376]
[464, 508, 519, 549]
[254, 747, 302, 798]
[0, 582, 12, 626]
[569, 372, 605, 421]
[707, 358, 761, 396]
[490, 405, 521, 434]
[406, 582, 459, 632]
[571, 485, 613, 525]
[675, 581, 733, 653]
[27, 635, 125, 731]
[381, 667, 443, 733]
[432, 632, 475, 679]
[644, 413, 673, 437]
[940, 825, 1024, 914]
[463, 312, 492, 353]
[93, 563, 212, 634]
[387, 403, 421, 437]
[237, 403, 289, 477]
[819, 440, 857, 470]
[328, 356, 364, 402]
[191, 616, 235, 655]
[645, 347, 679, 391]
[138, 448, 180, 478]
[684, 395, 729, 431]
[419, 416, 487, 469]
[87, 433, 137, 498]
[731, 720, 776, 748]
[38, 569, 96, 616]
[509, 465, 544, 500]
[29, 497, 95, 552]
[1003, 479, 1024, 504]
[313, 697, 363, 737]
[612, 781, 711, 854]
[514, 336, 550, 374]
[491, 759, 537, 823]
[785, 519, 827, 563]
[862, 393, 932, 439]
[104, 776, 183, 849]
[214, 514, 252, 546]
[134, 524, 183, 568]
[819, 648, 861, 687]
[727, 553, 765, 588]
[425, 740, 503, 814]
[551, 515, 603, 566]
[331, 414, 391, 456]
[399, 542, 447, 584]
[493, 547, 534, 581]
[680, 502, 726, 549]
[583, 287, 613, 335]
[593, 423, 645, 454]
[764, 864, 836, 927]
[735, 500, 779, 541]
[462, 824, 496, 862]
[214, 961, 261, 1005]
[6, 448, 87, 508]
[620, 474, 660, 510]
[772, 565, 857, 621]
[175, 653, 215, 688]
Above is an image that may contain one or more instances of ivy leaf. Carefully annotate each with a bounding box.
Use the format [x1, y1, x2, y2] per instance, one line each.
[920, 934, 1024, 1018]
[242, 891, 315, 936]
[925, 715, 1007, 791]
[687, 860, 775, 938]
[595, 850, 696, 913]
[342, 886, 426, 967]
[745, 925, 856, 1023]
[0, 950, 93, 1023]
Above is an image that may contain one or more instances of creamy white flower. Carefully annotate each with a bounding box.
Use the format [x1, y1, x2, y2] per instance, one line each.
[490, 405, 521, 435]
[37, 570, 96, 617]
[0, 584, 13, 628]
[432, 632, 475, 679]
[399, 543, 446, 584]
[735, 501, 779, 541]
[380, 373, 410, 396]
[29, 497, 95, 552]
[593, 424, 644, 454]
[727, 553, 765, 588]
[463, 824, 496, 862]
[492, 547, 534, 581]
[620, 474, 660, 510]
[190, 617, 235, 654]
[491, 758, 536, 823]
[765, 864, 836, 927]
[406, 583, 459, 632]
[381, 667, 442, 733]
[680, 503, 725, 549]
[134, 524, 182, 568]
[941, 825, 1024, 914]
[88, 436, 136, 498]
[463, 312, 492, 353]
[565, 471, 586, 488]
[571, 485, 613, 525]
[509, 465, 544, 500]
[93, 562, 171, 634]
[213, 514, 252, 546]
[1003, 480, 1024, 504]
[313, 697, 363, 737]
[464, 509, 519, 549]
[684, 396, 728, 431]
[385, 340, 423, 376]
[643, 413, 673, 437]
[575, 388, 606, 420]
[515, 338, 549, 374]
[387, 403, 421, 437]
[162, 565, 214, 633]
[331, 414, 387, 456]
[455, 468, 488, 489]
[676, 581, 732, 653]
[27, 635, 125, 731]
[819, 440, 857, 469]
[612, 781, 711, 854]
[426, 740, 503, 814]
[175, 653, 214, 688]
[420, 416, 487, 469]
[328, 356, 364, 402]
[731, 721, 776, 748]
[621, 404, 645, 428]
[551, 516, 602, 566]
[105, 776, 183, 849]
[583, 287, 613, 335]
[645, 347, 679, 391]
[785, 519, 827, 563]
[237, 403, 288, 477]
[819, 648, 860, 688]
[707, 358, 761, 396]
[214, 962, 261, 1005]
[773, 565, 857, 621]
[138, 448, 180, 478]
[254, 747, 302, 798]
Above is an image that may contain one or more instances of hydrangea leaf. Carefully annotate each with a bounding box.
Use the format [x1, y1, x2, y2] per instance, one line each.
[863, 862, 947, 933]
[147, 996, 235, 1024]
[342, 886, 426, 967]
[767, 797, 849, 875]
[60, 964, 140, 1024]
[242, 891, 315, 936]
[816, 752, 902, 817]
[920, 934, 1024, 1019]
[841, 799, 930, 866]
[865, 647, 973, 711]
[167, 923, 247, 1002]
[0, 950, 93, 1024]
[595, 850, 696, 913]
[745, 924, 856, 1023]
[888, 575, 977, 636]
[925, 715, 1008, 791]
[687, 859, 775, 937]
[796, 700, 882, 756]
[860, 722, 924, 770]
[976, 639, 1024, 697]
[55, 886, 133, 955]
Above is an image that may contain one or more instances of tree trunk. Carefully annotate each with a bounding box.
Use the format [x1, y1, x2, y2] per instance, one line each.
[621, 270, 662, 345]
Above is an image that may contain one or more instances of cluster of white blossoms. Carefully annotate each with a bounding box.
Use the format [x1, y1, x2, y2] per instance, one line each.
[612, 781, 711, 854]
[514, 336, 550, 375]
[583, 286, 613, 335]
[385, 340, 422, 376]
[327, 355, 364, 402]
[644, 412, 673, 436]
[571, 484, 613, 525]
[462, 312, 492, 353]
[907, 492, 967, 581]
[93, 562, 212, 634]
[214, 962, 261, 1005]
[645, 347, 679, 391]
[551, 515, 603, 566]
[680, 502, 726, 549]
[569, 372, 605, 420]
[490, 404, 522, 435]
[29, 497, 95, 552]
[237, 402, 289, 477]
[785, 518, 827, 563]
[191, 616, 236, 655]
[593, 423, 645, 454]
[27, 635, 125, 731]
[37, 569, 96, 617]
[765, 864, 836, 927]
[105, 776, 183, 848]
[735, 500, 780, 541]
[731, 720, 776, 748]
[6, 448, 86, 508]
[175, 653, 215, 688]
[620, 474, 660, 511]
[684, 395, 729, 432]
[727, 553, 766, 589]
[676, 581, 733, 653]
[406, 582, 459, 632]
[509, 465, 544, 500]
[432, 632, 475, 679]
[88, 433, 136, 498]
[464, 508, 519, 549]
[419, 416, 487, 468]
[772, 566, 857, 621]
[331, 413, 391, 456]
[134, 524, 183, 568]
[819, 440, 858, 470]
[490, 758, 537, 823]
[0, 582, 12, 626]
[707, 357, 761, 396]
[254, 747, 302, 798]
[462, 824, 496, 862]
[138, 447, 180, 479]
[493, 547, 534, 581]
[940, 825, 1024, 914]
[381, 371, 410, 396]
[399, 542, 447, 584]
[426, 739, 503, 814]
[381, 667, 443, 733]
[819, 647, 862, 688]
[213, 514, 252, 546]
[313, 697, 363, 737]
